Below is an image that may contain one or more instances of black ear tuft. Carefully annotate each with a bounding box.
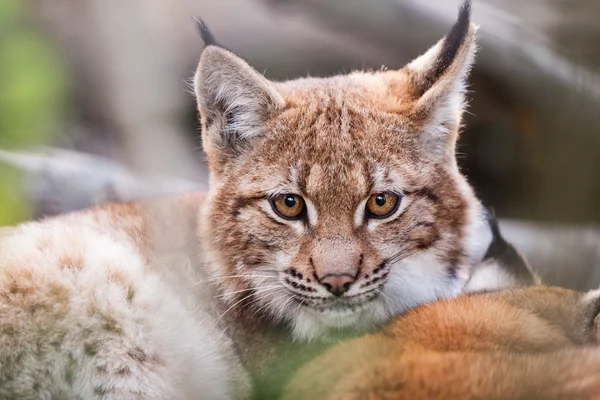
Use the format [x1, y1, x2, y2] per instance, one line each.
[193, 16, 219, 47]
[421, 0, 472, 93]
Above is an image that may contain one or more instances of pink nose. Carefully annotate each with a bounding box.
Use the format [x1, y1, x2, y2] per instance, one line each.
[319, 274, 356, 297]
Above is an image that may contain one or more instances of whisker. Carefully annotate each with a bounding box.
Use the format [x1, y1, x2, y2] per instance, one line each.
[211, 274, 278, 281]
[214, 295, 254, 325]
[293, 296, 306, 315]
[250, 297, 275, 319]
[387, 247, 420, 265]
[252, 268, 280, 274]
[214, 286, 280, 325]
[276, 295, 295, 316]
[214, 285, 280, 300]
[250, 291, 292, 321]
[378, 292, 394, 320]
[194, 274, 278, 285]
[243, 293, 274, 314]
[256, 291, 292, 318]
[387, 250, 410, 264]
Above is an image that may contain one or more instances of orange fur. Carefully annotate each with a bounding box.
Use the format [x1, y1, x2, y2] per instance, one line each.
[284, 287, 600, 400]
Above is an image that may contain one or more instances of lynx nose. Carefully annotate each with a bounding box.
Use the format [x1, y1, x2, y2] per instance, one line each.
[319, 274, 356, 297]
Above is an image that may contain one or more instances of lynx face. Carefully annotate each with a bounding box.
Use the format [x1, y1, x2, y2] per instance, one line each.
[195, 4, 488, 340]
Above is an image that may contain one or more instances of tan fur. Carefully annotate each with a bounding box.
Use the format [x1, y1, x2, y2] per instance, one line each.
[283, 286, 600, 400]
[0, 3, 519, 398]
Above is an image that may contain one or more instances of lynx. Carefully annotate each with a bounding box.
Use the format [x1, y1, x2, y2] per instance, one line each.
[0, 2, 525, 398]
[283, 287, 600, 400]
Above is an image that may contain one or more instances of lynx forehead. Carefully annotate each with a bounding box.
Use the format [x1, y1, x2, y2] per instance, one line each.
[195, 1, 487, 339]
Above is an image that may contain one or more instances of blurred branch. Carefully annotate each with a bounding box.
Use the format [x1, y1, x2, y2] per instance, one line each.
[264, 0, 600, 101]
[0, 148, 203, 218]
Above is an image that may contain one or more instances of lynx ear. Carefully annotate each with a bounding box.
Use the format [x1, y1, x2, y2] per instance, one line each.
[391, 0, 477, 161]
[193, 19, 284, 170]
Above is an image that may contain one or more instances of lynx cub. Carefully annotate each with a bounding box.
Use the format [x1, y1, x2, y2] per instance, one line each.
[0, 2, 499, 399]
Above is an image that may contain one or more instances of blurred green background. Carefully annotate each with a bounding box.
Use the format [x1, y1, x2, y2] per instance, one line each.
[0, 0, 65, 224]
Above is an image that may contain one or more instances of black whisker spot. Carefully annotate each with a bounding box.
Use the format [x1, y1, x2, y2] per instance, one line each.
[373, 262, 386, 274]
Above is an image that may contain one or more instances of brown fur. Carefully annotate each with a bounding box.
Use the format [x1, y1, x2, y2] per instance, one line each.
[193, 2, 487, 340]
[283, 286, 600, 400]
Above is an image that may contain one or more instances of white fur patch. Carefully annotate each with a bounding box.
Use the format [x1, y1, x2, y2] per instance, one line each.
[0, 221, 246, 399]
[291, 301, 388, 341]
[382, 251, 464, 314]
[287, 250, 469, 341]
[457, 180, 491, 268]
[464, 260, 520, 292]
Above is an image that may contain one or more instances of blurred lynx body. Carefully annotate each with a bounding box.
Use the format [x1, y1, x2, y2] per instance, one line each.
[284, 286, 600, 400]
[0, 195, 250, 399]
[0, 2, 523, 399]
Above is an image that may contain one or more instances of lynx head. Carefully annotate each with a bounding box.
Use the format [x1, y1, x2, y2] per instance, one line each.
[195, 1, 487, 340]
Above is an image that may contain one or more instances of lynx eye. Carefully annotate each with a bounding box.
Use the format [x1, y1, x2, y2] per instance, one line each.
[271, 194, 306, 220]
[366, 193, 400, 219]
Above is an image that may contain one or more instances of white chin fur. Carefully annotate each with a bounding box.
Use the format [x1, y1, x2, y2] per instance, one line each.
[275, 207, 488, 342]
[290, 301, 388, 341]
[288, 252, 466, 341]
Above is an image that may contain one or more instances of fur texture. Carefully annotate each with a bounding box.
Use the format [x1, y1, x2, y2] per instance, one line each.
[0, 1, 519, 398]
[0, 194, 250, 399]
[283, 286, 600, 400]
[195, 0, 489, 341]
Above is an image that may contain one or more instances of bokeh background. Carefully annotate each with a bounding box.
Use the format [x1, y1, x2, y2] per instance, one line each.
[1, 0, 599, 288]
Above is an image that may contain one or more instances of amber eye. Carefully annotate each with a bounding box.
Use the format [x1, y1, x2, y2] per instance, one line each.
[271, 194, 306, 220]
[365, 193, 400, 219]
